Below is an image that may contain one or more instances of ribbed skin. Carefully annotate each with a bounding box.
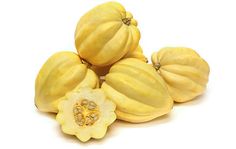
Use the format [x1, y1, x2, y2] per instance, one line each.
[35, 51, 99, 113]
[101, 58, 173, 123]
[75, 2, 140, 66]
[90, 45, 147, 78]
[124, 45, 148, 63]
[151, 47, 210, 102]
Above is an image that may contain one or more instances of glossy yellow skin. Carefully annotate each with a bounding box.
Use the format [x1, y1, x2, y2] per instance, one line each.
[91, 45, 147, 77]
[56, 88, 116, 142]
[35, 51, 99, 113]
[75, 2, 140, 66]
[124, 45, 148, 63]
[101, 58, 173, 123]
[91, 45, 147, 86]
[151, 47, 210, 102]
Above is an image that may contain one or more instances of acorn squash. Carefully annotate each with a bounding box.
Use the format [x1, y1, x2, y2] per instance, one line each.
[151, 47, 210, 102]
[75, 2, 140, 66]
[35, 51, 99, 113]
[101, 58, 173, 123]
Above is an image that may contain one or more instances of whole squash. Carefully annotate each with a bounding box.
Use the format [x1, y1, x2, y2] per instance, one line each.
[35, 51, 99, 113]
[75, 2, 140, 66]
[151, 47, 210, 102]
[101, 58, 173, 123]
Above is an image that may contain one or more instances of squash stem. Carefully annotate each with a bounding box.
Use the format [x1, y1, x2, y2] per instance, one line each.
[122, 18, 131, 25]
[81, 59, 92, 68]
[153, 63, 161, 71]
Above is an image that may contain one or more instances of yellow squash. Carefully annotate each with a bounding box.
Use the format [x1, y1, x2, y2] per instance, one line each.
[151, 47, 210, 102]
[101, 58, 173, 123]
[56, 88, 116, 142]
[35, 51, 99, 113]
[75, 1, 140, 66]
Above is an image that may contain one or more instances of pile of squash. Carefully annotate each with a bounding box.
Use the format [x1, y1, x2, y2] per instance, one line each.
[35, 2, 210, 142]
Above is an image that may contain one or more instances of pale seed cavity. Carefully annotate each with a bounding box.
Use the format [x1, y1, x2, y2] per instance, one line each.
[73, 99, 99, 127]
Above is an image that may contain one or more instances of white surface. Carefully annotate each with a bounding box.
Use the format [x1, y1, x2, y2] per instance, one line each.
[0, 0, 235, 148]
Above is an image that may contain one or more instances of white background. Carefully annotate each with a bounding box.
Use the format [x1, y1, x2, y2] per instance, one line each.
[0, 0, 235, 148]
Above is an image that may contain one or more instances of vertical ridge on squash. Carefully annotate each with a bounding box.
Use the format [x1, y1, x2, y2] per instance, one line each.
[124, 45, 148, 62]
[74, 69, 99, 90]
[101, 83, 158, 115]
[89, 25, 130, 66]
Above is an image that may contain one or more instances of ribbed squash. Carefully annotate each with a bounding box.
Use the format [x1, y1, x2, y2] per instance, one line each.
[56, 88, 116, 142]
[35, 51, 99, 113]
[151, 47, 210, 102]
[101, 58, 173, 123]
[75, 1, 140, 66]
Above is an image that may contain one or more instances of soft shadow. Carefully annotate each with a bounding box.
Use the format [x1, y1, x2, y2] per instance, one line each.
[34, 107, 120, 145]
[87, 124, 119, 144]
[56, 125, 86, 145]
[55, 123, 120, 145]
[174, 92, 209, 107]
[35, 108, 56, 119]
[54, 113, 173, 145]
[112, 113, 173, 128]
[35, 101, 174, 144]
[82, 114, 173, 144]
